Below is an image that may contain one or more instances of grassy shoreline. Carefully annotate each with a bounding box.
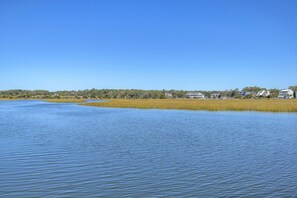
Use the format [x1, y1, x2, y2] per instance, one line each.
[45, 99, 86, 103]
[84, 99, 297, 112]
[0, 98, 87, 103]
[1, 98, 297, 112]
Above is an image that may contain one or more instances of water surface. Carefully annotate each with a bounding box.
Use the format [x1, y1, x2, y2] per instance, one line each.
[1, 100, 297, 197]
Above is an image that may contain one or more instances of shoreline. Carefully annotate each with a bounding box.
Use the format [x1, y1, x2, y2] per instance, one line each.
[83, 99, 297, 113]
[1, 98, 297, 112]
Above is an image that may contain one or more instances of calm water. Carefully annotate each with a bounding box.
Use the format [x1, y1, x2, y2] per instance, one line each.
[1, 100, 297, 197]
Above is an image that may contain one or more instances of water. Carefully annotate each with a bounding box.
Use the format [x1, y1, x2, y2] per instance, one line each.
[1, 100, 297, 197]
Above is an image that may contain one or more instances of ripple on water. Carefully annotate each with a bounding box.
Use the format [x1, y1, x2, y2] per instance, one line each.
[0, 100, 297, 197]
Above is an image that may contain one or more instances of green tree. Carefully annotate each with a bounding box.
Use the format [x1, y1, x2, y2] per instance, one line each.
[269, 89, 279, 98]
[289, 86, 297, 99]
[231, 91, 235, 98]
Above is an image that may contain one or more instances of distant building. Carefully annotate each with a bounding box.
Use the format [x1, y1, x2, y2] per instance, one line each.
[278, 89, 294, 99]
[53, 94, 59, 97]
[165, 92, 173, 98]
[185, 92, 205, 99]
[256, 90, 270, 97]
[239, 91, 248, 96]
[210, 93, 220, 99]
[239, 91, 256, 97]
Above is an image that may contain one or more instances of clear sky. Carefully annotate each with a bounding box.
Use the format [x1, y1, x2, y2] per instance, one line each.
[0, 0, 296, 91]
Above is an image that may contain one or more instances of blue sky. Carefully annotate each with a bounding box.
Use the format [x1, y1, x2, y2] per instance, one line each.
[0, 0, 296, 91]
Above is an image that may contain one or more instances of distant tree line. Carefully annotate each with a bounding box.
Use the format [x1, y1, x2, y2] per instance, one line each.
[0, 89, 170, 99]
[0, 86, 296, 99]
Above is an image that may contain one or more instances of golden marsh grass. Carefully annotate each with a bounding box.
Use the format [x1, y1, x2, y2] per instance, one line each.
[0, 99, 86, 103]
[45, 99, 86, 103]
[0, 98, 16, 100]
[84, 99, 297, 112]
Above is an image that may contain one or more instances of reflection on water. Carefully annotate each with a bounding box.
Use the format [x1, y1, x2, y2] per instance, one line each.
[1, 100, 297, 197]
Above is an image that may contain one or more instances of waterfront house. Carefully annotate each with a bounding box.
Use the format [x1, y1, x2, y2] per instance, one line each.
[165, 92, 173, 98]
[256, 90, 270, 97]
[185, 92, 205, 99]
[278, 89, 294, 99]
[210, 93, 220, 99]
[239, 91, 253, 96]
[240, 91, 256, 97]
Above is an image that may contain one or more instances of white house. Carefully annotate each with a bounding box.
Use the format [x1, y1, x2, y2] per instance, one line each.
[278, 89, 294, 99]
[165, 92, 173, 98]
[256, 90, 270, 97]
[185, 92, 205, 99]
[210, 93, 220, 99]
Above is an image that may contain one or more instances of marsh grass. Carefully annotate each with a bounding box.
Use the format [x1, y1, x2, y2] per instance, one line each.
[0, 98, 16, 100]
[84, 99, 297, 112]
[45, 99, 86, 103]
